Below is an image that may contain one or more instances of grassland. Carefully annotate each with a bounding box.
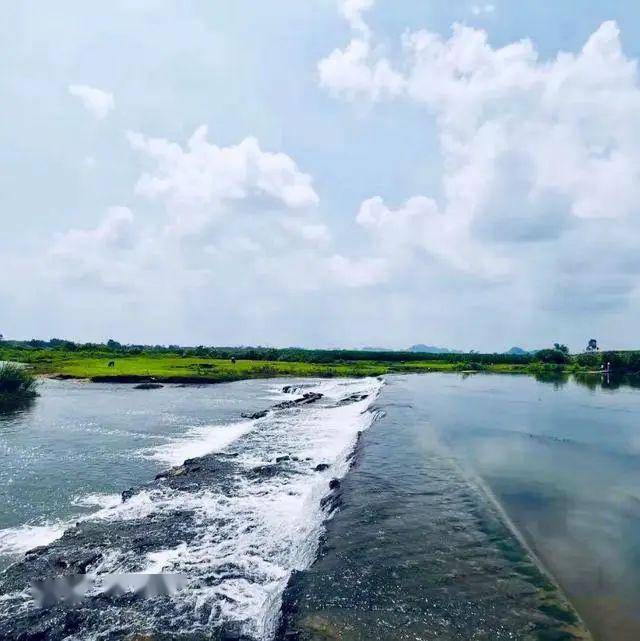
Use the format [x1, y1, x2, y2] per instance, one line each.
[28, 353, 394, 382]
[0, 348, 573, 384]
[1, 339, 633, 385]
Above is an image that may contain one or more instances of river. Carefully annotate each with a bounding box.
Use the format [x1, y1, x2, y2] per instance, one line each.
[0, 373, 638, 640]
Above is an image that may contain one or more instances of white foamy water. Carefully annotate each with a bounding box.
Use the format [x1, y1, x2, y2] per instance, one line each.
[146, 419, 258, 466]
[0, 524, 67, 557]
[0, 378, 383, 640]
[98, 378, 382, 638]
[71, 493, 122, 510]
[0, 493, 123, 559]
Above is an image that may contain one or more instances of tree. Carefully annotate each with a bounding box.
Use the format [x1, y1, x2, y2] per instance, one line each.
[554, 343, 569, 355]
[536, 348, 570, 365]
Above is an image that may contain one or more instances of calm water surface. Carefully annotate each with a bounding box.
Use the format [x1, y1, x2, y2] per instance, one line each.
[391, 374, 640, 641]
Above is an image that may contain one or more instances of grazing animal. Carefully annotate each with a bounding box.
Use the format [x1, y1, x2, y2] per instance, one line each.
[230, 357, 236, 365]
[108, 361, 115, 368]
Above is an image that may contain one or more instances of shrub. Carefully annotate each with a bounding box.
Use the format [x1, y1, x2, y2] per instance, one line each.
[0, 363, 38, 398]
[573, 352, 601, 368]
[534, 349, 570, 365]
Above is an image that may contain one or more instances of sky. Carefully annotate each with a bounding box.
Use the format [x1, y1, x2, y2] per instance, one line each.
[3, 0, 640, 351]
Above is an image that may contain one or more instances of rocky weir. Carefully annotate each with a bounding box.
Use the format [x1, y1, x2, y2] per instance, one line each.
[276, 378, 592, 641]
[0, 375, 592, 641]
[0, 378, 384, 641]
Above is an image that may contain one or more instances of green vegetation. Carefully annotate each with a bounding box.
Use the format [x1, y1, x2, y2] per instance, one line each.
[0, 338, 638, 385]
[0, 362, 38, 409]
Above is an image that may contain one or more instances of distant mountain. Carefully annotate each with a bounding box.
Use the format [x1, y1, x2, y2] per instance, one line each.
[360, 346, 394, 352]
[505, 346, 528, 355]
[408, 344, 462, 354]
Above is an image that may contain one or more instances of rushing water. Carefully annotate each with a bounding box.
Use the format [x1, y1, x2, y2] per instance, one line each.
[0, 373, 639, 640]
[0, 378, 282, 565]
[0, 377, 383, 639]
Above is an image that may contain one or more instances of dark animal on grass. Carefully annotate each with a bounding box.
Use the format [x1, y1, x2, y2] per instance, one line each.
[108, 361, 115, 368]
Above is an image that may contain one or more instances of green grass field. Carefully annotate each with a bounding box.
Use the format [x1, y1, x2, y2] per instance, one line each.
[1, 351, 537, 383]
[3, 341, 617, 385]
[35, 354, 387, 382]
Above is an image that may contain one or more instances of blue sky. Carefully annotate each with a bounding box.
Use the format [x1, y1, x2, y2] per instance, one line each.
[3, 1, 640, 351]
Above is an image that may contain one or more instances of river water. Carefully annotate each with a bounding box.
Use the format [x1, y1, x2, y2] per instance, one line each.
[0, 378, 280, 563]
[0, 373, 639, 640]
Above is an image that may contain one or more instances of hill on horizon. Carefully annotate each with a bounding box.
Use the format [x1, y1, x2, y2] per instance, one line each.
[506, 346, 529, 355]
[408, 344, 463, 354]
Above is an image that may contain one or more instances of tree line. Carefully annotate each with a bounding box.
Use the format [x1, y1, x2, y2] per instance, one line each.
[2, 338, 639, 371]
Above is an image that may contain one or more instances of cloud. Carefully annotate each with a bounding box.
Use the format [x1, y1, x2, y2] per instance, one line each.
[43, 129, 385, 316]
[127, 126, 319, 236]
[318, 38, 405, 101]
[325, 254, 389, 287]
[50, 207, 138, 288]
[53, 206, 135, 256]
[338, 0, 375, 34]
[279, 217, 331, 246]
[318, 19, 640, 315]
[68, 84, 115, 120]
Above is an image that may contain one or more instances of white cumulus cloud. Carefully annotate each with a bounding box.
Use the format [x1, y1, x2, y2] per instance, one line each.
[68, 84, 115, 120]
[318, 17, 640, 316]
[50, 207, 138, 288]
[319, 38, 405, 101]
[127, 126, 319, 233]
[339, 0, 375, 33]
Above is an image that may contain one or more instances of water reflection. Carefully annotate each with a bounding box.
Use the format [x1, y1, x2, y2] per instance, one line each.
[527, 369, 640, 391]
[400, 372, 640, 641]
[0, 396, 36, 420]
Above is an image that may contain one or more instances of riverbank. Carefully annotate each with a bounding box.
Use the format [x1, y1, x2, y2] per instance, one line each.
[0, 350, 604, 385]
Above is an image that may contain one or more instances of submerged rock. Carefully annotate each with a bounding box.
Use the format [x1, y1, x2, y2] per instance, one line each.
[242, 393, 324, 420]
[133, 383, 164, 390]
[241, 409, 269, 420]
[274, 393, 323, 410]
[336, 392, 369, 406]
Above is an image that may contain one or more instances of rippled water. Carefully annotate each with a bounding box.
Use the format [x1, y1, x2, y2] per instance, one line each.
[0, 377, 382, 639]
[279, 375, 590, 641]
[0, 378, 278, 565]
[282, 373, 640, 641]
